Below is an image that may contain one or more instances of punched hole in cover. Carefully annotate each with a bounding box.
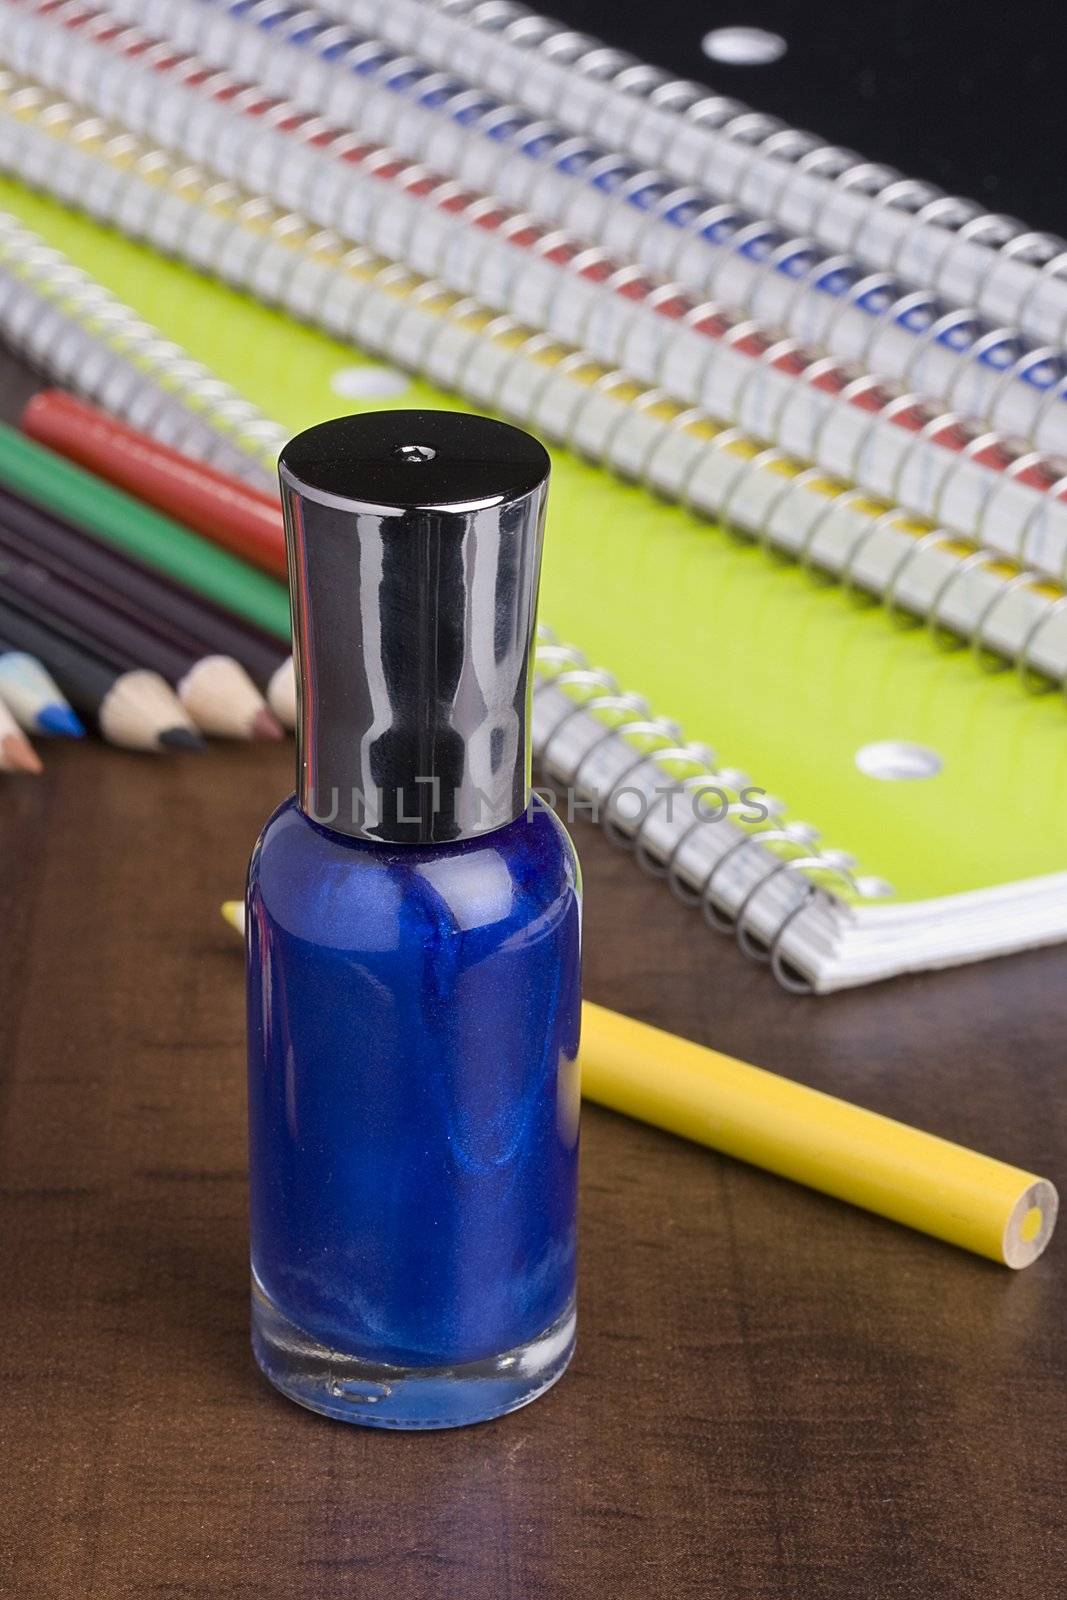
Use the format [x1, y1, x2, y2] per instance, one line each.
[330, 364, 410, 399]
[702, 27, 787, 65]
[855, 741, 943, 781]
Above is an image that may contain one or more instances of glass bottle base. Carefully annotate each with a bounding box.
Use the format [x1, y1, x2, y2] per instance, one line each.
[250, 1276, 577, 1430]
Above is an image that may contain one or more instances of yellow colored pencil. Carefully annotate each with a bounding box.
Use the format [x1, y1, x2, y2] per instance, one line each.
[579, 1002, 1056, 1269]
[222, 902, 1057, 1268]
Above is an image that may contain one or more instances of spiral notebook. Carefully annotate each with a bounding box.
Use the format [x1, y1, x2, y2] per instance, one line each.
[7, 0, 1067, 591]
[3, 178, 1067, 992]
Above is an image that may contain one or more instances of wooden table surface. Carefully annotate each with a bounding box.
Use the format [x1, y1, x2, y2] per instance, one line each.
[1, 729, 1065, 1600]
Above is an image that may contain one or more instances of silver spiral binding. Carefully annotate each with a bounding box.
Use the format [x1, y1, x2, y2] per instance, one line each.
[734, 853, 856, 963]
[763, 860, 864, 995]
[531, 626, 864, 991]
[594, 734, 695, 852]
[969, 567, 1042, 671]
[320, 0, 1067, 349]
[662, 778, 777, 908]
[0, 211, 284, 487]
[796, 484, 870, 575]
[699, 830, 799, 934]
[78, 0, 1067, 467]
[701, 827, 838, 948]
[7, 67, 1067, 688]
[633, 769, 727, 877]
[1020, 468, 1067, 584]
[1018, 595, 1067, 694]
[881, 529, 954, 621]
[924, 547, 998, 645]
[837, 506, 908, 597]
[683, 426, 758, 530]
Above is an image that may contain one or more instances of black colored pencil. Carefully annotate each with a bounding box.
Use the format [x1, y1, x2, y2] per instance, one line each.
[0, 483, 294, 726]
[0, 597, 201, 753]
[0, 536, 280, 741]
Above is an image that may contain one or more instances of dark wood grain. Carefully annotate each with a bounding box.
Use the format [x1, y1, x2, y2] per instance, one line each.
[1, 729, 1064, 1600]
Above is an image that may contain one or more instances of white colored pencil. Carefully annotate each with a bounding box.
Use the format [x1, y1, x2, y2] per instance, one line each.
[177, 655, 284, 742]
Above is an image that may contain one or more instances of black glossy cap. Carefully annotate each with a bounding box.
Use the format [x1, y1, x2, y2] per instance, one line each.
[279, 410, 551, 844]
[279, 409, 550, 512]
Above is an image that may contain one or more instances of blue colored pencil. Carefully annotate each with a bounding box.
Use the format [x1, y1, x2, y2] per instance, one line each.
[0, 647, 84, 737]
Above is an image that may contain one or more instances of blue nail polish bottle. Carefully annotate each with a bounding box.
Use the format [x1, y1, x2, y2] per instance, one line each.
[246, 412, 581, 1429]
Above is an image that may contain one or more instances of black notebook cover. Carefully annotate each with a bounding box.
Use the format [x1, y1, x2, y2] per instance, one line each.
[552, 0, 1066, 239]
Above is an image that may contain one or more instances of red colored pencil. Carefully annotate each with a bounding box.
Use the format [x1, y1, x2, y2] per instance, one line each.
[20, 390, 287, 580]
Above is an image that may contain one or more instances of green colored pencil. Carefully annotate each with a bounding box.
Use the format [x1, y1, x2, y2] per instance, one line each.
[0, 423, 291, 641]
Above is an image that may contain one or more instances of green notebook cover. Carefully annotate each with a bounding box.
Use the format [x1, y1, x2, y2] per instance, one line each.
[4, 179, 1066, 915]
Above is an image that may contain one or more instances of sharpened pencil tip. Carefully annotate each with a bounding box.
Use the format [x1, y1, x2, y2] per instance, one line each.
[252, 706, 285, 741]
[36, 703, 86, 738]
[160, 726, 206, 751]
[2, 732, 43, 773]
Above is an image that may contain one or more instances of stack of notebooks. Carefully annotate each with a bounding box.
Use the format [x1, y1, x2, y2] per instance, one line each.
[0, 0, 1065, 993]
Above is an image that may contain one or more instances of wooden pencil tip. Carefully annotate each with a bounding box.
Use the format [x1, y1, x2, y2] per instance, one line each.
[252, 706, 285, 741]
[2, 731, 43, 773]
